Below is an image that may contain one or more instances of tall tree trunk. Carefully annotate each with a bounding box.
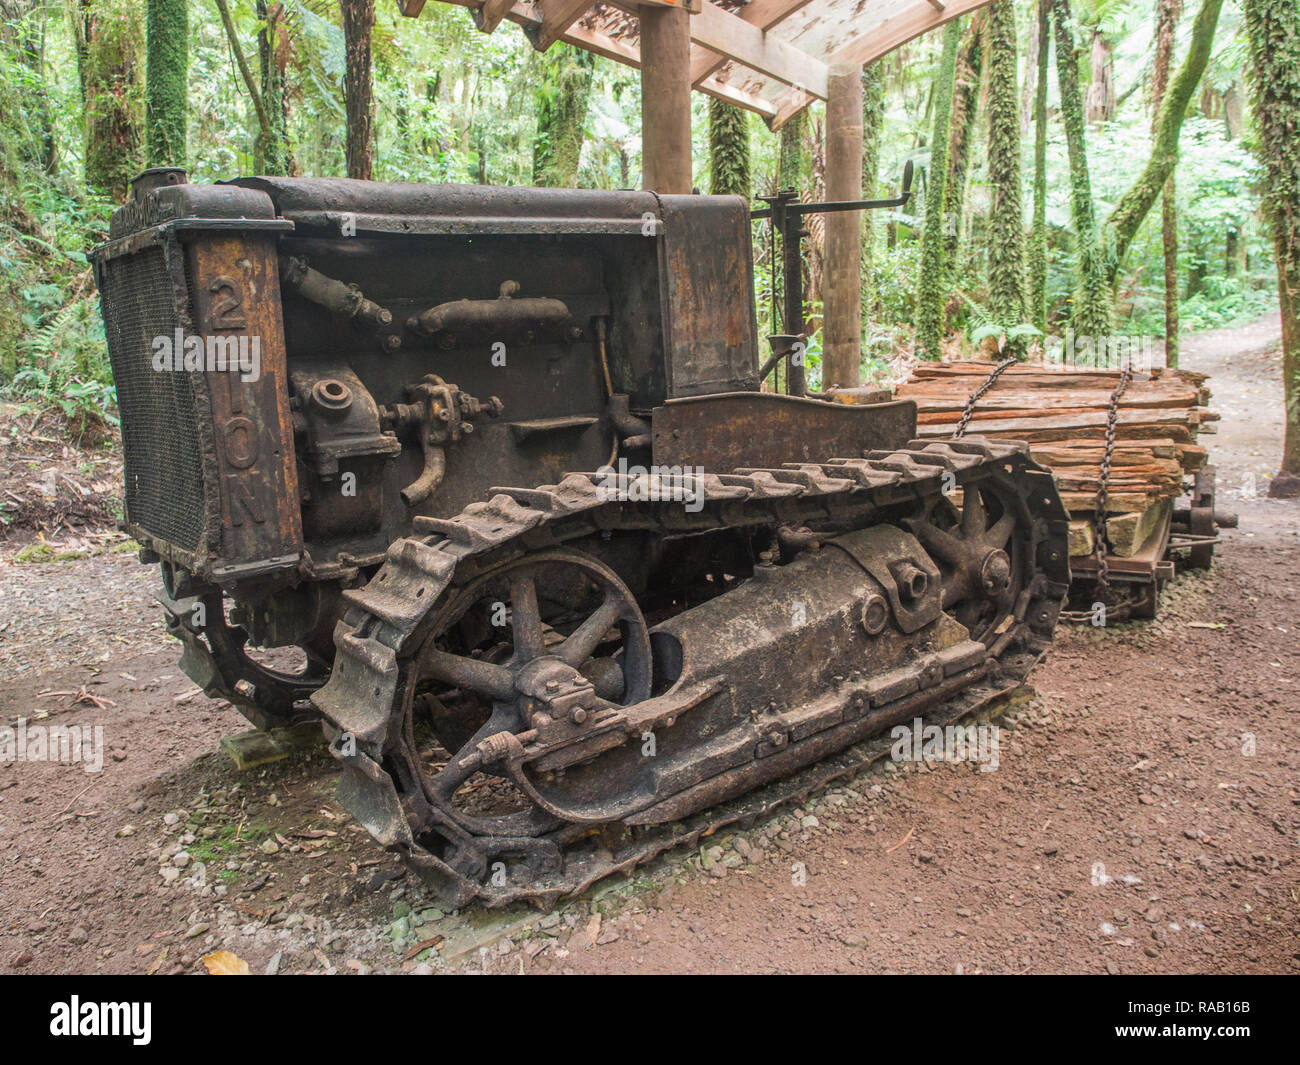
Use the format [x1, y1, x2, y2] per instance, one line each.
[986, 1, 1029, 350]
[861, 61, 885, 333]
[1245, 0, 1300, 477]
[81, 0, 144, 200]
[708, 99, 750, 197]
[1051, 0, 1113, 336]
[145, 0, 186, 167]
[256, 2, 289, 175]
[340, 0, 374, 180]
[1223, 82, 1245, 138]
[1086, 29, 1115, 124]
[778, 110, 804, 191]
[915, 21, 961, 361]
[1154, 0, 1183, 367]
[1021, 3, 1040, 137]
[533, 44, 594, 187]
[1030, 0, 1050, 334]
[944, 13, 985, 269]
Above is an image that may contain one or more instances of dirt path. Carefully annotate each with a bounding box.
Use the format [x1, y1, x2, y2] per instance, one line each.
[1, 316, 1296, 975]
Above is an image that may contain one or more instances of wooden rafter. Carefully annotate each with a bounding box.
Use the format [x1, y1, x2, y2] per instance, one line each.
[689, 1, 828, 97]
[688, 0, 814, 86]
[530, 0, 599, 50]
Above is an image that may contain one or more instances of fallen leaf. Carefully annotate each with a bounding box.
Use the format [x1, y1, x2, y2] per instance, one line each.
[202, 950, 251, 975]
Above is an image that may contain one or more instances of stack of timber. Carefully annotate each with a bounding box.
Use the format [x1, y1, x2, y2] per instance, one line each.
[895, 361, 1217, 559]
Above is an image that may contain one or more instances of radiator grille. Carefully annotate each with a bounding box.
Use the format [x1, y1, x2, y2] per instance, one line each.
[100, 248, 207, 552]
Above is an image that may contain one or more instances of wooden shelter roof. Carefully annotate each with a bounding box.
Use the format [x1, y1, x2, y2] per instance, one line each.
[396, 0, 993, 128]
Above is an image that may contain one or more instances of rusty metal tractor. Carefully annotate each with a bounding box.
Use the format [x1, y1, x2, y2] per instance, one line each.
[92, 168, 1070, 906]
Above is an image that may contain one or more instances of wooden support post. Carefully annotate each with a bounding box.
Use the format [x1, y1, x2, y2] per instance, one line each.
[822, 62, 864, 389]
[639, 4, 693, 193]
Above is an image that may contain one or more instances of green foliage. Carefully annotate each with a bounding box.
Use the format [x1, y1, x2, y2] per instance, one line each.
[915, 21, 962, 360]
[533, 44, 593, 187]
[860, 60, 886, 332]
[1030, 0, 1051, 334]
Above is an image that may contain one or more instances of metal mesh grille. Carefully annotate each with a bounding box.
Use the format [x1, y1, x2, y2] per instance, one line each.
[100, 248, 207, 552]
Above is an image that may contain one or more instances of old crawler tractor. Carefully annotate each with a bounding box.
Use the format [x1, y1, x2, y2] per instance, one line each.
[92, 168, 1070, 907]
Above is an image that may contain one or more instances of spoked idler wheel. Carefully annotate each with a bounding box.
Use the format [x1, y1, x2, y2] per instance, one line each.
[400, 549, 652, 841]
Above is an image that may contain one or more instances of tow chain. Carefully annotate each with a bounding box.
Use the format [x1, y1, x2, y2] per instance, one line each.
[953, 356, 1017, 439]
[1091, 366, 1133, 595]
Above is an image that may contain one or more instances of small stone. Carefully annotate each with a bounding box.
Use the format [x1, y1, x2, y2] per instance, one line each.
[10, 950, 34, 968]
[68, 927, 89, 945]
[171, 852, 191, 868]
[184, 923, 209, 939]
[163, 813, 179, 826]
[801, 815, 819, 829]
[1042, 842, 1059, 857]
[259, 838, 280, 855]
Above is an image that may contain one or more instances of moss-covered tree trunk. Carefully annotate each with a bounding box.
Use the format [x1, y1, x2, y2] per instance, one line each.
[914, 21, 961, 361]
[944, 13, 985, 268]
[256, 2, 289, 175]
[778, 109, 804, 191]
[986, 1, 1029, 352]
[145, 0, 186, 167]
[340, 0, 374, 180]
[861, 61, 885, 334]
[708, 99, 750, 197]
[1050, 0, 1113, 337]
[533, 44, 593, 187]
[1154, 0, 1183, 366]
[1245, 0, 1300, 476]
[81, 0, 144, 200]
[1029, 0, 1050, 334]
